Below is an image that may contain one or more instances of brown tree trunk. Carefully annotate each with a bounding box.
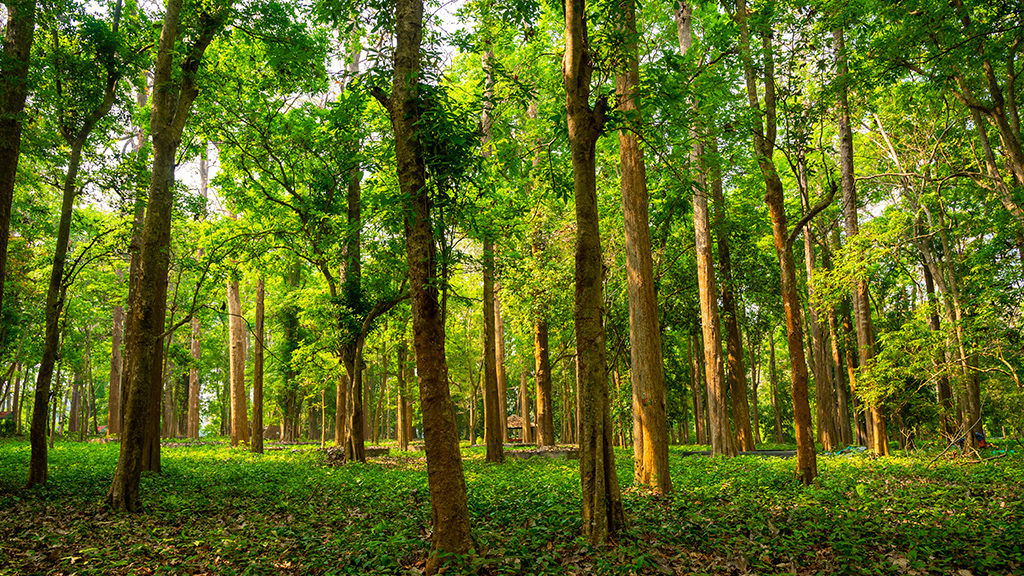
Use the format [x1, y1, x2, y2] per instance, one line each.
[712, 140, 755, 453]
[397, 334, 410, 451]
[615, 0, 672, 492]
[679, 1, 734, 458]
[228, 279, 248, 446]
[533, 315, 555, 447]
[519, 371, 532, 443]
[923, 264, 954, 439]
[187, 149, 208, 440]
[252, 277, 265, 453]
[379, 0, 473, 569]
[835, 28, 888, 457]
[798, 172, 837, 452]
[565, 0, 624, 543]
[490, 288, 507, 443]
[738, 0, 816, 482]
[105, 0, 226, 511]
[746, 326, 762, 445]
[769, 329, 784, 443]
[483, 237, 503, 462]
[0, 0, 37, 316]
[109, 270, 124, 435]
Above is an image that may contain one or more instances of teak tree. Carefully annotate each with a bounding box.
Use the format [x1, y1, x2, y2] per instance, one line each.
[564, 0, 625, 543]
[373, 0, 473, 571]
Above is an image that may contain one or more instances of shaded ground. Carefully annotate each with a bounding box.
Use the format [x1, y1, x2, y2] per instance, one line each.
[0, 438, 1022, 575]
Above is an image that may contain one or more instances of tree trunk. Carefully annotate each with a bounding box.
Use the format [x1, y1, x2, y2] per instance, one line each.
[0, 0, 37, 316]
[483, 237, 503, 462]
[923, 264, 954, 439]
[712, 140, 755, 453]
[835, 28, 888, 457]
[397, 334, 410, 451]
[110, 270, 124, 435]
[769, 329, 783, 443]
[746, 326, 762, 445]
[187, 149, 208, 440]
[105, 0, 225, 511]
[519, 371, 532, 443]
[615, 0, 672, 493]
[384, 0, 473, 570]
[495, 287, 509, 443]
[228, 279, 248, 446]
[565, 0, 624, 543]
[798, 172, 837, 452]
[533, 267, 555, 448]
[252, 277, 264, 453]
[737, 0, 816, 482]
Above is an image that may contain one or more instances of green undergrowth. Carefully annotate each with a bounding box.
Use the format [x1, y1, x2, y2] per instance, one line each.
[0, 438, 1021, 575]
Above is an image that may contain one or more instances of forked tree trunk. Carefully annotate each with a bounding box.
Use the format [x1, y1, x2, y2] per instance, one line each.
[737, 0, 816, 482]
[380, 0, 473, 570]
[105, 0, 226, 511]
[565, 0, 624, 543]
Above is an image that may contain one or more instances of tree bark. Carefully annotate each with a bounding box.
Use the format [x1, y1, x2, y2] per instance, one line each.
[769, 328, 784, 443]
[495, 287, 509, 443]
[384, 0, 473, 570]
[0, 0, 37, 316]
[565, 0, 624, 543]
[110, 270, 124, 435]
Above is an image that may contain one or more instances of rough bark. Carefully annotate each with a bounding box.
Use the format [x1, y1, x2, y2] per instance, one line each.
[383, 0, 473, 570]
[105, 0, 226, 511]
[519, 371, 532, 443]
[616, 0, 672, 492]
[768, 329, 784, 443]
[396, 334, 409, 451]
[0, 0, 37, 316]
[109, 271, 124, 435]
[533, 307, 554, 447]
[565, 0, 624, 543]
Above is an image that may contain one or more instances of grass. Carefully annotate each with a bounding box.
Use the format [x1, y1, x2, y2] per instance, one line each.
[0, 437, 1022, 575]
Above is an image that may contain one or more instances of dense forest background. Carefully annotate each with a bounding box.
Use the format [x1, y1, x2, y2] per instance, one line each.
[1, 0, 1023, 542]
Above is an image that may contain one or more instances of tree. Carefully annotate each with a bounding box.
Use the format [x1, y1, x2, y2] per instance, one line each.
[373, 0, 473, 570]
[735, 0, 816, 483]
[105, 0, 230, 511]
[0, 0, 37, 319]
[617, 0, 672, 492]
[564, 0, 624, 543]
[28, 0, 126, 486]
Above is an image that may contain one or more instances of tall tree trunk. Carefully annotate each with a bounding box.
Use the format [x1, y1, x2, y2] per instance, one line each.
[711, 140, 755, 452]
[738, 0, 816, 482]
[565, 0, 624, 543]
[612, 0, 672, 493]
[532, 250, 555, 448]
[483, 237, 503, 462]
[923, 264, 954, 439]
[679, 1, 734, 458]
[397, 333, 410, 451]
[798, 173, 837, 451]
[835, 28, 888, 457]
[379, 0, 473, 570]
[746, 326, 762, 445]
[228, 279, 248, 446]
[0, 0, 37, 316]
[252, 277, 264, 453]
[105, 0, 226, 511]
[494, 288, 509, 443]
[187, 148, 208, 440]
[109, 270, 124, 435]
[519, 371, 532, 443]
[769, 329, 783, 443]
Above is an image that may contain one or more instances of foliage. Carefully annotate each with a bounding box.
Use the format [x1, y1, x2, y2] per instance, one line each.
[1, 440, 1023, 575]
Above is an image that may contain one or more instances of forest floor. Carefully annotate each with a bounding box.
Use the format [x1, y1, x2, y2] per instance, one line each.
[0, 437, 1021, 575]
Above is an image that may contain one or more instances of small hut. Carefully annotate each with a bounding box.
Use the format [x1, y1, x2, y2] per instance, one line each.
[506, 415, 535, 442]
